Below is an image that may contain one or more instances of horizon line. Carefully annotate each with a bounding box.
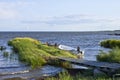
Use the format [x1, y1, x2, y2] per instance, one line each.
[0, 30, 119, 32]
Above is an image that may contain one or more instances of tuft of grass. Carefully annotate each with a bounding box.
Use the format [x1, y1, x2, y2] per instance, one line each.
[47, 58, 72, 68]
[97, 47, 120, 63]
[8, 37, 76, 68]
[0, 46, 6, 51]
[3, 51, 9, 57]
[99, 39, 120, 63]
[100, 39, 120, 48]
[45, 71, 112, 80]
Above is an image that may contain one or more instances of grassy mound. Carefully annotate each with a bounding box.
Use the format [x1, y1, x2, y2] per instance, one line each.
[8, 37, 76, 68]
[100, 39, 120, 48]
[97, 47, 120, 63]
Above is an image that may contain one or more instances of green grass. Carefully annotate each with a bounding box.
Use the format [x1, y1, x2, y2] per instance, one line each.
[97, 47, 120, 63]
[99, 39, 120, 63]
[3, 51, 9, 57]
[8, 37, 76, 68]
[45, 71, 112, 80]
[100, 39, 120, 48]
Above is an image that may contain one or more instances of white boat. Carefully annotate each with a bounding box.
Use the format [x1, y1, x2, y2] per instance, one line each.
[58, 44, 84, 54]
[58, 44, 75, 51]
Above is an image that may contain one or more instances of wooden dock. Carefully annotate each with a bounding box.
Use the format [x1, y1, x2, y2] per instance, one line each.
[57, 57, 120, 76]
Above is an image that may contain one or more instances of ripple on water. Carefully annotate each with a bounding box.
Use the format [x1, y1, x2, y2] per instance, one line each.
[0, 46, 63, 80]
[0, 65, 63, 80]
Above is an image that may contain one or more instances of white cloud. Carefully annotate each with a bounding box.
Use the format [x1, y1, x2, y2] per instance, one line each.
[22, 14, 120, 25]
[21, 14, 120, 31]
[0, 0, 119, 31]
[0, 8, 18, 19]
[0, 1, 34, 20]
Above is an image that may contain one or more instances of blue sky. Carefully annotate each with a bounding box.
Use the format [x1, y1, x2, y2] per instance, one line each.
[0, 0, 120, 31]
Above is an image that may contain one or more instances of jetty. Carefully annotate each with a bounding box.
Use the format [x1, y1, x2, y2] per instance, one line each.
[57, 57, 120, 77]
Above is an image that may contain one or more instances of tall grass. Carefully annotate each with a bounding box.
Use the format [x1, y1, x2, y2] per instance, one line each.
[45, 71, 112, 80]
[97, 47, 120, 63]
[100, 39, 120, 48]
[99, 39, 120, 63]
[8, 37, 76, 68]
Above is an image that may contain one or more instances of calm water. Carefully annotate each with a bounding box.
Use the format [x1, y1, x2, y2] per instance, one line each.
[0, 31, 120, 79]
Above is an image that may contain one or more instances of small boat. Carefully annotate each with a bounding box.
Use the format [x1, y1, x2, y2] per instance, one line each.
[58, 44, 84, 55]
[58, 44, 75, 51]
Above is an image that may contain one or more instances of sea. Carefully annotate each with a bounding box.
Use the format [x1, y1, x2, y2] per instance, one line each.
[0, 31, 120, 79]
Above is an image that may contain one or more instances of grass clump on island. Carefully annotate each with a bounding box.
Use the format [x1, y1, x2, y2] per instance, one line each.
[100, 39, 120, 48]
[97, 39, 120, 63]
[97, 47, 120, 63]
[8, 37, 76, 68]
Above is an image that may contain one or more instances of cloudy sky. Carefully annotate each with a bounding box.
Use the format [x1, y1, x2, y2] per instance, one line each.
[0, 0, 120, 31]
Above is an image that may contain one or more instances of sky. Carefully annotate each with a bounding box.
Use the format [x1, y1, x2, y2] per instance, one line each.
[0, 0, 120, 31]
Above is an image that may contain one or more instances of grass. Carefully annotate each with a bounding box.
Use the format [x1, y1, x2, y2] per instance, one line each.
[100, 39, 120, 48]
[98, 39, 120, 63]
[47, 58, 72, 68]
[0, 46, 6, 51]
[45, 71, 112, 80]
[3, 51, 9, 57]
[97, 47, 120, 63]
[8, 37, 76, 68]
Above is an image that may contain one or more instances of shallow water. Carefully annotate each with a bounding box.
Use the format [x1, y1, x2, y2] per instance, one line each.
[0, 65, 63, 80]
[0, 31, 120, 79]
